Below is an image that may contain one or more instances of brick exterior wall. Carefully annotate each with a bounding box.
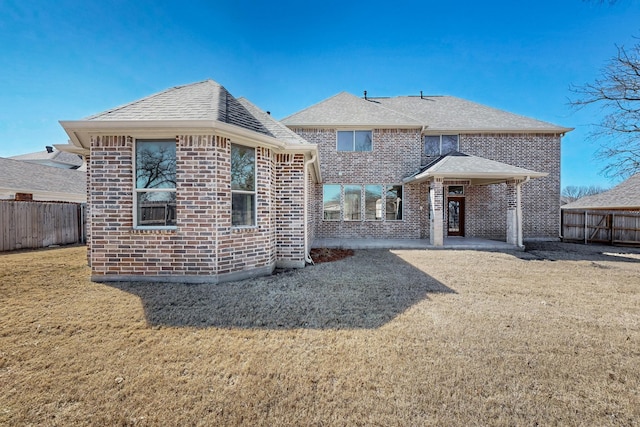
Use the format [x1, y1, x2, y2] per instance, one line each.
[292, 128, 561, 241]
[460, 133, 561, 239]
[275, 153, 306, 267]
[294, 128, 423, 239]
[88, 134, 309, 283]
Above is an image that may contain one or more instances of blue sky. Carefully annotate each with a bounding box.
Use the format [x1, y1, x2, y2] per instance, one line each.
[1, 0, 639, 188]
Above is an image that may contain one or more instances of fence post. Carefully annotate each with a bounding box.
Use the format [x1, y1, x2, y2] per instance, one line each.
[584, 211, 588, 245]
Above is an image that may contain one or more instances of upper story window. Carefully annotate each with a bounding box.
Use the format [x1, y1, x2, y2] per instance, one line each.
[424, 135, 459, 156]
[231, 144, 256, 227]
[337, 130, 372, 152]
[135, 140, 177, 228]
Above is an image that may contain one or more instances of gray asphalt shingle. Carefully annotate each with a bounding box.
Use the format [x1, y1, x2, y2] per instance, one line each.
[0, 157, 86, 199]
[282, 92, 570, 132]
[86, 80, 273, 137]
[9, 149, 83, 168]
[561, 173, 640, 210]
[237, 98, 308, 145]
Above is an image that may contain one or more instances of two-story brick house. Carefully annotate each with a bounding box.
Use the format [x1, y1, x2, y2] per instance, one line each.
[59, 80, 570, 283]
[282, 92, 570, 247]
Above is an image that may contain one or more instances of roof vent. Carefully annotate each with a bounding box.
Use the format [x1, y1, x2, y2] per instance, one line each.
[364, 90, 367, 100]
[45, 146, 53, 153]
[420, 91, 423, 100]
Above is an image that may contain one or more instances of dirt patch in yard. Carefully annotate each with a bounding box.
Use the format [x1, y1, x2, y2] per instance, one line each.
[0, 243, 639, 426]
[310, 247, 354, 263]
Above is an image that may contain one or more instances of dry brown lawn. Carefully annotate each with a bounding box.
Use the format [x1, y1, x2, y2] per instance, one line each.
[1, 243, 639, 426]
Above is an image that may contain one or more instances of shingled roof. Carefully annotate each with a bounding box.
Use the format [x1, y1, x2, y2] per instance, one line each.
[0, 157, 86, 202]
[9, 147, 83, 169]
[281, 92, 421, 127]
[404, 151, 547, 186]
[237, 97, 308, 145]
[561, 174, 640, 210]
[60, 79, 323, 157]
[86, 80, 272, 137]
[282, 92, 571, 133]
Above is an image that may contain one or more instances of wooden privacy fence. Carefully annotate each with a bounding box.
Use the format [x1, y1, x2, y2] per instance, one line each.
[561, 210, 640, 246]
[0, 201, 86, 251]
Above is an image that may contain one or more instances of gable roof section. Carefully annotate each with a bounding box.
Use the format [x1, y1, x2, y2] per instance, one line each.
[0, 157, 86, 202]
[281, 92, 422, 127]
[282, 92, 571, 133]
[405, 152, 547, 186]
[86, 80, 271, 136]
[561, 173, 640, 210]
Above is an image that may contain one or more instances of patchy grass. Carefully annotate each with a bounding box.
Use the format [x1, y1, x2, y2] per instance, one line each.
[0, 243, 639, 426]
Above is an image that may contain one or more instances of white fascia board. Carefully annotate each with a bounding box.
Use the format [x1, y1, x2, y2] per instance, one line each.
[280, 143, 319, 154]
[422, 127, 574, 135]
[284, 123, 421, 130]
[59, 119, 290, 151]
[404, 171, 547, 185]
[54, 143, 89, 156]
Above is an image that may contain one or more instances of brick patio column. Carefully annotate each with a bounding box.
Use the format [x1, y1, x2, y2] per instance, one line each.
[430, 178, 444, 246]
[506, 179, 518, 246]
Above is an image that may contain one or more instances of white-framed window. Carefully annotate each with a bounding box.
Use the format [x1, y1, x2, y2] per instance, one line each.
[337, 130, 372, 152]
[386, 185, 403, 220]
[231, 144, 256, 227]
[424, 135, 459, 156]
[323, 184, 341, 220]
[321, 184, 403, 222]
[134, 139, 177, 228]
[344, 185, 362, 220]
[365, 185, 382, 220]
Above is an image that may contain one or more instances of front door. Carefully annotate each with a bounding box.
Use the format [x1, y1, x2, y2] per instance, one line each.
[447, 197, 465, 236]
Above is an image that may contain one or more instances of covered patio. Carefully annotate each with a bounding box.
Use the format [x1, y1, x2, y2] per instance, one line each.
[312, 237, 524, 251]
[404, 152, 548, 248]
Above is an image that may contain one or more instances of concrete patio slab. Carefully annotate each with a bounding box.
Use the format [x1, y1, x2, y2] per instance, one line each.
[312, 237, 523, 251]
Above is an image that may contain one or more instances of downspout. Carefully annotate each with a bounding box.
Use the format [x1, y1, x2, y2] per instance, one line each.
[516, 176, 530, 247]
[304, 153, 317, 265]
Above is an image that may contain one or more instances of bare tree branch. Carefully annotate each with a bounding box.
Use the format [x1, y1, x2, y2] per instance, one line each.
[561, 185, 609, 203]
[570, 42, 640, 179]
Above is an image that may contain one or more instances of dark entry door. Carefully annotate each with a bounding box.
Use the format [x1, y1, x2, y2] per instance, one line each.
[447, 197, 465, 237]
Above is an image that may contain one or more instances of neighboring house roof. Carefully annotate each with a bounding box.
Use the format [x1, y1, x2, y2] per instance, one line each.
[9, 147, 83, 169]
[404, 152, 547, 186]
[0, 157, 86, 203]
[282, 92, 572, 133]
[561, 173, 640, 210]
